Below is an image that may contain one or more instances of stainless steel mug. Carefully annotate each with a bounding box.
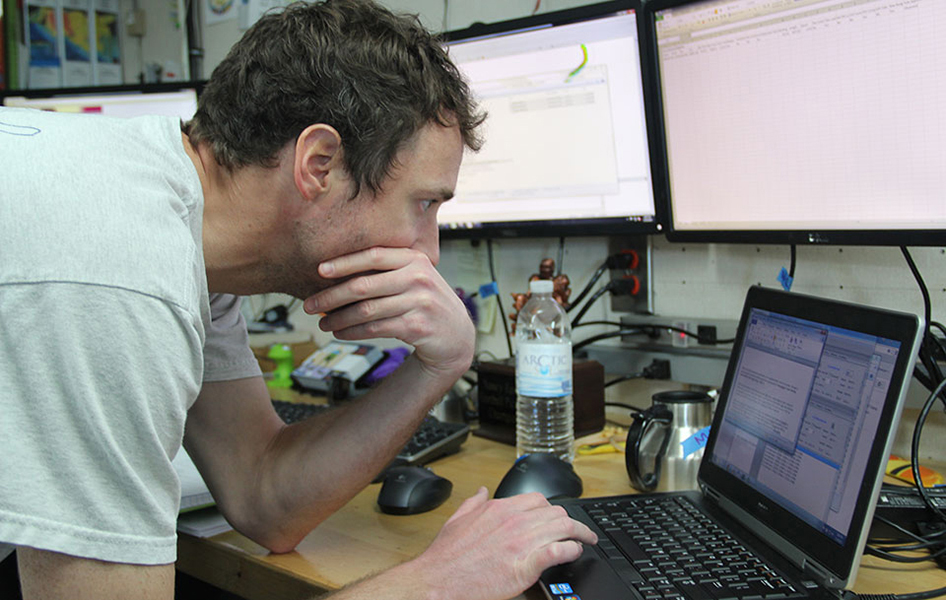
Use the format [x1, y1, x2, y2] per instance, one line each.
[625, 390, 714, 492]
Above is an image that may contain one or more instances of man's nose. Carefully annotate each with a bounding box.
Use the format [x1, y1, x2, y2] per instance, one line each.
[413, 225, 440, 266]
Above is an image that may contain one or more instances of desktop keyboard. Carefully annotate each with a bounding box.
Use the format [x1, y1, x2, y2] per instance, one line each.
[271, 399, 471, 467]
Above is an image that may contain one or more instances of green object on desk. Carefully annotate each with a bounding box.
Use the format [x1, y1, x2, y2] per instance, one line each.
[267, 344, 294, 389]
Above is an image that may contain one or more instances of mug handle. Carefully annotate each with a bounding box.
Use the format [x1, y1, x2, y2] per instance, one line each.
[625, 404, 673, 491]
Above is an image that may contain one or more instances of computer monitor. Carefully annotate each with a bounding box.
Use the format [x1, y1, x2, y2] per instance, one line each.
[643, 0, 946, 245]
[1, 82, 201, 121]
[439, 1, 661, 239]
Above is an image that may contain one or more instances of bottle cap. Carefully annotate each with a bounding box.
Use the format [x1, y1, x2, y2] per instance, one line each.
[529, 279, 554, 294]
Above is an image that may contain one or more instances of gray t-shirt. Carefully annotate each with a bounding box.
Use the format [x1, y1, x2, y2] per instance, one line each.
[0, 108, 261, 564]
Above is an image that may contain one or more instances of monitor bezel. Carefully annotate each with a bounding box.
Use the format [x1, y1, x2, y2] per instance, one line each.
[0, 81, 206, 105]
[640, 0, 946, 246]
[440, 0, 665, 240]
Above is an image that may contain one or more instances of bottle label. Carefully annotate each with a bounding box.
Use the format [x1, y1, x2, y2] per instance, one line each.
[516, 343, 573, 398]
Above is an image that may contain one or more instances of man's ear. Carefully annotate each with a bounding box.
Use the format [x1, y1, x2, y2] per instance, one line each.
[294, 124, 343, 201]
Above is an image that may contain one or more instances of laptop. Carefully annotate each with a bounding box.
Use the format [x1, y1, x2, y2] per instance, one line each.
[541, 286, 923, 600]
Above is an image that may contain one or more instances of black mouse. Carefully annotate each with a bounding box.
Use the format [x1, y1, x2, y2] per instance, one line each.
[494, 453, 583, 500]
[377, 465, 453, 515]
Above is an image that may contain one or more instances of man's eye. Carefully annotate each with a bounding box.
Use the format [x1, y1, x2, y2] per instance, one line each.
[420, 199, 438, 212]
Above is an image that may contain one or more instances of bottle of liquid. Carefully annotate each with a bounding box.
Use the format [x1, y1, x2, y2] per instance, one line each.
[515, 279, 574, 462]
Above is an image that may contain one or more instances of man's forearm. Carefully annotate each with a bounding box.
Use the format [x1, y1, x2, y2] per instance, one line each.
[246, 353, 464, 550]
[318, 559, 442, 600]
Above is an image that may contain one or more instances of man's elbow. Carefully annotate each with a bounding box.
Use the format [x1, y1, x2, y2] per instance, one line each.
[226, 507, 324, 555]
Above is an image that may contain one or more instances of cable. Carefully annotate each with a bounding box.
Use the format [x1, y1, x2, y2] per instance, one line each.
[901, 247, 944, 397]
[853, 586, 946, 600]
[566, 259, 609, 313]
[901, 247, 932, 342]
[789, 244, 797, 278]
[657, 324, 736, 345]
[912, 376, 946, 522]
[901, 246, 946, 408]
[931, 321, 946, 339]
[864, 543, 946, 563]
[487, 239, 514, 358]
[574, 320, 627, 328]
[572, 328, 651, 353]
[868, 514, 937, 546]
[624, 323, 736, 345]
[605, 373, 644, 388]
[572, 323, 736, 353]
[570, 282, 614, 327]
[604, 401, 645, 413]
[574, 320, 737, 344]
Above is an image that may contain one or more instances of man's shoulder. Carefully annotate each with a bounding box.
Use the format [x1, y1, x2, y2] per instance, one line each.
[0, 112, 205, 313]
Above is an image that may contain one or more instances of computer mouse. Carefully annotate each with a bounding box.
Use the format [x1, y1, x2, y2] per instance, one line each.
[377, 466, 453, 515]
[494, 453, 583, 500]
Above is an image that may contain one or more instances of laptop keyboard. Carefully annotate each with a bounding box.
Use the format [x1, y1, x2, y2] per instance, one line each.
[584, 496, 806, 600]
[271, 399, 470, 466]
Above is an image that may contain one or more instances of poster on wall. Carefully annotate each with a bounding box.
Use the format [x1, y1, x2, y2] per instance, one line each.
[59, 0, 91, 86]
[25, 0, 61, 88]
[92, 0, 119, 84]
[203, 0, 236, 26]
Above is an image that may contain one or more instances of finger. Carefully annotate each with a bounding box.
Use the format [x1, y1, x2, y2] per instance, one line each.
[498, 491, 552, 510]
[445, 487, 489, 525]
[539, 512, 597, 546]
[309, 258, 443, 316]
[536, 539, 588, 568]
[316, 272, 433, 331]
[306, 271, 395, 315]
[312, 277, 404, 331]
[319, 247, 424, 279]
[318, 296, 400, 334]
[329, 315, 416, 344]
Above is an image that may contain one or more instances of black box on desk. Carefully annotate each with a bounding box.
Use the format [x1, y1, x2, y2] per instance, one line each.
[474, 358, 605, 445]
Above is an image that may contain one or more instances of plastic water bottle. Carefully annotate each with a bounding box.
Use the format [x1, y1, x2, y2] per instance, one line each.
[515, 279, 574, 462]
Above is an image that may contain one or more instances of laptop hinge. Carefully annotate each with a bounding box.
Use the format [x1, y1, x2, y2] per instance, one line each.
[800, 559, 839, 589]
[703, 485, 722, 505]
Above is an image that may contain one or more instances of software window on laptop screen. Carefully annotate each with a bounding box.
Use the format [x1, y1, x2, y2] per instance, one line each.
[654, 0, 946, 233]
[711, 308, 901, 545]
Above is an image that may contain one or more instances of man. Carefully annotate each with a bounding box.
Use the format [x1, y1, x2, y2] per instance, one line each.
[0, 1, 596, 598]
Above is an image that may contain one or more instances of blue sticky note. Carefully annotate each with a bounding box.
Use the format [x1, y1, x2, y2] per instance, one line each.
[777, 267, 793, 291]
[479, 281, 499, 298]
[681, 426, 712, 458]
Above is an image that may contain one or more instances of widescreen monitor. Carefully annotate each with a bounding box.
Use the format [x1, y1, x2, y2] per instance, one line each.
[439, 1, 661, 239]
[1, 82, 201, 121]
[644, 0, 946, 245]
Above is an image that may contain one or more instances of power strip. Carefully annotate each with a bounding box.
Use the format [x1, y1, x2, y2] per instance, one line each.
[877, 488, 946, 510]
[871, 486, 946, 540]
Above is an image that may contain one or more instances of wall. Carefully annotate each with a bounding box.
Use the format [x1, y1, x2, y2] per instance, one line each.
[437, 238, 946, 378]
[116, 0, 189, 83]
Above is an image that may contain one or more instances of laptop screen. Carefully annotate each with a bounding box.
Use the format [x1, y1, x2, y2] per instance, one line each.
[699, 286, 921, 585]
[710, 309, 901, 545]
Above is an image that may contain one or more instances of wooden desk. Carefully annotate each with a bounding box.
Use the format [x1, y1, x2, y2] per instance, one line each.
[176, 431, 945, 600]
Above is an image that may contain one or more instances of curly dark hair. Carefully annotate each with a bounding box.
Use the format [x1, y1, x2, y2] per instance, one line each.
[186, 0, 484, 197]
